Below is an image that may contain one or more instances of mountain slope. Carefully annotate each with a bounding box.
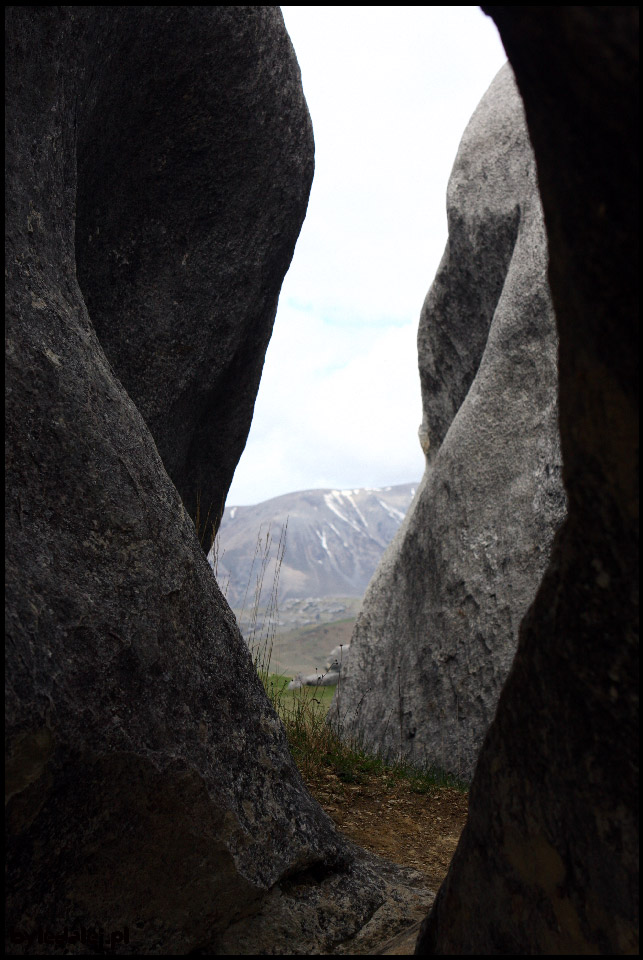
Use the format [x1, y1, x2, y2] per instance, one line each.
[210, 483, 418, 605]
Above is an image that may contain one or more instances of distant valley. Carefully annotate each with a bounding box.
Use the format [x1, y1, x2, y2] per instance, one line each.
[208, 483, 418, 674]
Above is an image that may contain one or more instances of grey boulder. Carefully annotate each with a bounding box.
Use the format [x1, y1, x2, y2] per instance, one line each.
[330, 64, 566, 781]
[5, 7, 429, 953]
[74, 6, 316, 537]
[417, 6, 638, 953]
[327, 644, 350, 669]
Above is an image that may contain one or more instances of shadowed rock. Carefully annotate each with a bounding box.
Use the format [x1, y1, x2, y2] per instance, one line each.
[416, 6, 638, 954]
[5, 7, 431, 953]
[330, 64, 566, 780]
[74, 6, 316, 536]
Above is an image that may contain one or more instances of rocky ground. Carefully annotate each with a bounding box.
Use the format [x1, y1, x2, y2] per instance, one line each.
[303, 768, 468, 895]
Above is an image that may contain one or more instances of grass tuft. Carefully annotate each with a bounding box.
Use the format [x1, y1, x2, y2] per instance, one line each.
[261, 672, 468, 793]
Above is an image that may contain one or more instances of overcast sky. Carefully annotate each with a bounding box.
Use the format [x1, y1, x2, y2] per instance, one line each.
[227, 6, 507, 506]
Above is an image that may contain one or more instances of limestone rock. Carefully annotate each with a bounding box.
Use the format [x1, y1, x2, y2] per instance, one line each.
[288, 667, 341, 690]
[327, 644, 350, 669]
[5, 8, 429, 953]
[330, 64, 566, 780]
[74, 6, 315, 535]
[214, 849, 434, 956]
[416, 6, 639, 954]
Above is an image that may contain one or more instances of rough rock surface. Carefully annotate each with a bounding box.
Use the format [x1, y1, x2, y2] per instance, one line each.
[213, 850, 433, 956]
[5, 8, 430, 954]
[330, 64, 566, 781]
[416, 6, 639, 954]
[74, 6, 315, 534]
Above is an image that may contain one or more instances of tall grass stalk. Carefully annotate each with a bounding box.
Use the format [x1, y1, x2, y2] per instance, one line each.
[248, 520, 288, 684]
[265, 671, 467, 791]
[212, 516, 289, 684]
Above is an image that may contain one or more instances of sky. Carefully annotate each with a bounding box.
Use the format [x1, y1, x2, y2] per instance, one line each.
[227, 6, 508, 506]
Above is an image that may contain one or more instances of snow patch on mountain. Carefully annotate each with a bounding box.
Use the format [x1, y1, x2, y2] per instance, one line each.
[211, 482, 418, 604]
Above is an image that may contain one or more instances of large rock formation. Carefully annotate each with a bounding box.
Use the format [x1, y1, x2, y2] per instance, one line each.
[72, 6, 315, 536]
[330, 64, 566, 780]
[5, 7, 430, 953]
[416, 7, 639, 954]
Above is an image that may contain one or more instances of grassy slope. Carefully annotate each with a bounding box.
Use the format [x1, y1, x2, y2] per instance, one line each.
[265, 673, 337, 714]
[267, 618, 355, 676]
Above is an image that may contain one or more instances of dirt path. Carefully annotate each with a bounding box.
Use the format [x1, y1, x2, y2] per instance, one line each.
[302, 768, 468, 894]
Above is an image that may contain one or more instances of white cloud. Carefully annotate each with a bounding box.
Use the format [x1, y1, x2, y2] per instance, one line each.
[227, 6, 507, 505]
[229, 300, 424, 504]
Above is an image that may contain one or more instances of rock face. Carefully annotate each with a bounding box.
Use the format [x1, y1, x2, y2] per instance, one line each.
[416, 6, 639, 954]
[74, 6, 316, 535]
[330, 64, 566, 781]
[5, 8, 430, 953]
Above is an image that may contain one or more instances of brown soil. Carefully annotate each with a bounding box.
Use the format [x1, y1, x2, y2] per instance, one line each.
[302, 768, 468, 893]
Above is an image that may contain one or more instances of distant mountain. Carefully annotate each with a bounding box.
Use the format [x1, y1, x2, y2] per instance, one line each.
[209, 483, 418, 606]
